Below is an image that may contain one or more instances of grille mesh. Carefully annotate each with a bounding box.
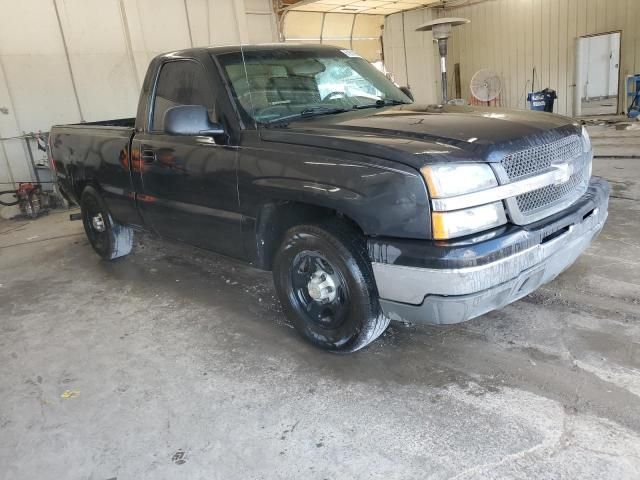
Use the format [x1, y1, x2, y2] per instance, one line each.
[516, 169, 588, 213]
[501, 135, 582, 180]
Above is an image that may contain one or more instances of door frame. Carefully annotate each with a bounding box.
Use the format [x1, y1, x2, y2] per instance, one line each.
[573, 30, 622, 117]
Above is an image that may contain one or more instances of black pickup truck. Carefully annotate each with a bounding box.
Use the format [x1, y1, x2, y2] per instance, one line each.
[50, 44, 609, 352]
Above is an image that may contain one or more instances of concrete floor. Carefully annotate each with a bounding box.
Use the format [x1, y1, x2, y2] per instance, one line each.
[589, 120, 640, 158]
[1, 157, 640, 479]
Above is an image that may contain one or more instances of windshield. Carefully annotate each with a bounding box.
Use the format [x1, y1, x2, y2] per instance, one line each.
[215, 47, 412, 125]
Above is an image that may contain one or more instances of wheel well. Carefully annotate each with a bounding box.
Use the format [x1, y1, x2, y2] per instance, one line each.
[75, 181, 88, 200]
[255, 201, 364, 270]
[75, 180, 100, 202]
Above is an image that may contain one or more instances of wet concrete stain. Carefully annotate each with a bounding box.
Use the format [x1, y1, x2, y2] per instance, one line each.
[171, 450, 187, 465]
[608, 179, 635, 199]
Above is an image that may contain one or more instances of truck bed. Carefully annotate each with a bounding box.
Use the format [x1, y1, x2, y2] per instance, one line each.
[49, 118, 142, 227]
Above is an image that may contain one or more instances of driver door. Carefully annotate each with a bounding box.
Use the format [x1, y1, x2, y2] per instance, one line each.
[133, 59, 243, 259]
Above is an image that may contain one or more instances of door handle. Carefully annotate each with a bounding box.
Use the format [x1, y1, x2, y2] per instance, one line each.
[141, 149, 156, 164]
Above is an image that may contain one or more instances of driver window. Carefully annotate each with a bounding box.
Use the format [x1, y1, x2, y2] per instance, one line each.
[152, 60, 214, 131]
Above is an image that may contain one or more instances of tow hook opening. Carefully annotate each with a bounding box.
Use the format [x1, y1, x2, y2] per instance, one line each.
[541, 225, 571, 245]
[582, 208, 597, 221]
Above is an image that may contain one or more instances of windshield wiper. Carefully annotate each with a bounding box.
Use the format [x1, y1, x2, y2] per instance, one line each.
[354, 99, 410, 109]
[263, 106, 350, 125]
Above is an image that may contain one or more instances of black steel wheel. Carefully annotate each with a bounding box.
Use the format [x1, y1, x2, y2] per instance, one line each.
[273, 220, 389, 353]
[289, 251, 350, 330]
[80, 186, 133, 260]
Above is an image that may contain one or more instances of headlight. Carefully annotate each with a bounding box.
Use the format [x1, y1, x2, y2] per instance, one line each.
[421, 163, 498, 198]
[581, 126, 591, 153]
[422, 163, 507, 239]
[432, 202, 507, 240]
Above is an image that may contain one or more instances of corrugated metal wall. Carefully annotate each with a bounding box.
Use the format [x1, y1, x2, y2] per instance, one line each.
[0, 0, 277, 187]
[384, 0, 640, 116]
[382, 8, 438, 104]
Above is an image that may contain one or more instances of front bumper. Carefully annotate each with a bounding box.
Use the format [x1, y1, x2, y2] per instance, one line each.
[371, 177, 610, 325]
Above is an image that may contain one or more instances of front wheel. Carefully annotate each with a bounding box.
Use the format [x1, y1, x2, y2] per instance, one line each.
[80, 186, 133, 260]
[273, 220, 389, 353]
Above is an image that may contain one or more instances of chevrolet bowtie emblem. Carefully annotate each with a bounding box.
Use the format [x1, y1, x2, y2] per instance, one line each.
[553, 163, 572, 185]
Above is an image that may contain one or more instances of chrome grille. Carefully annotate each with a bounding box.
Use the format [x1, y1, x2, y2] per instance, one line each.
[501, 135, 582, 180]
[496, 134, 591, 225]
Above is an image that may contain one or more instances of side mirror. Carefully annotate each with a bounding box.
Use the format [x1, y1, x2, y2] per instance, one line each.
[399, 86, 414, 102]
[164, 105, 224, 136]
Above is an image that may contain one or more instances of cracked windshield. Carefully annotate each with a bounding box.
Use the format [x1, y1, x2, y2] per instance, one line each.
[217, 48, 412, 125]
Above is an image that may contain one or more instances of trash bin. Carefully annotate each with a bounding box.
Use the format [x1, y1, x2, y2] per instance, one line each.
[528, 88, 557, 113]
[527, 91, 546, 111]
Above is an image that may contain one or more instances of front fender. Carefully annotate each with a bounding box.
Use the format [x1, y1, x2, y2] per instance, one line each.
[238, 141, 431, 239]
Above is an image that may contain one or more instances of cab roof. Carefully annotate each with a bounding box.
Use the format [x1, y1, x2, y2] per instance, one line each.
[156, 43, 343, 60]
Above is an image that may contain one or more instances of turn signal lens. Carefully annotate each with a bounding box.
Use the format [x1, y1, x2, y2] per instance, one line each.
[432, 202, 507, 240]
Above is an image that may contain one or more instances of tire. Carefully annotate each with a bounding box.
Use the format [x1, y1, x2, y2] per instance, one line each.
[273, 219, 390, 353]
[80, 186, 133, 260]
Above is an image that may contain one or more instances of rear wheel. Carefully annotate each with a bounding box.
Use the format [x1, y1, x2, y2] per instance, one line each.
[80, 186, 133, 260]
[273, 220, 389, 353]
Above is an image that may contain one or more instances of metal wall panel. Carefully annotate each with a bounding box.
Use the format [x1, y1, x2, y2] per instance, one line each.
[383, 0, 640, 116]
[0, 0, 81, 131]
[246, 0, 277, 44]
[55, 0, 141, 122]
[283, 12, 384, 62]
[0, 0, 277, 187]
[382, 9, 437, 103]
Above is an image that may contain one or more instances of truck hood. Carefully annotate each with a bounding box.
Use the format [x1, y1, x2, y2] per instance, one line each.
[259, 104, 582, 170]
